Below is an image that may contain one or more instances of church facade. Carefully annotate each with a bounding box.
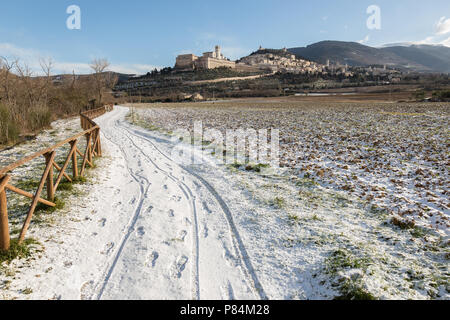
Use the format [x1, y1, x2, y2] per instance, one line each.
[175, 46, 236, 71]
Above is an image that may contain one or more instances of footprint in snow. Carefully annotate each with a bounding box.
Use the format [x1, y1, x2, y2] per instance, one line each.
[202, 201, 212, 214]
[147, 251, 159, 268]
[171, 255, 188, 279]
[98, 218, 107, 227]
[222, 243, 239, 267]
[203, 224, 209, 238]
[80, 281, 94, 300]
[179, 230, 187, 242]
[101, 242, 115, 255]
[137, 226, 145, 237]
[193, 181, 202, 190]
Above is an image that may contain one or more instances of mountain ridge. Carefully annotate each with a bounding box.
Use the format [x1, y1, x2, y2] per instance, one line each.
[288, 41, 450, 73]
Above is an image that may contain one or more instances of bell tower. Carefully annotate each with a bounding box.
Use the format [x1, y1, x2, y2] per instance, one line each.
[215, 45, 222, 59]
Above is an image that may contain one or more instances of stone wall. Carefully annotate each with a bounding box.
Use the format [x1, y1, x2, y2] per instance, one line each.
[192, 57, 236, 70]
[235, 63, 262, 72]
[204, 58, 236, 69]
[175, 54, 197, 70]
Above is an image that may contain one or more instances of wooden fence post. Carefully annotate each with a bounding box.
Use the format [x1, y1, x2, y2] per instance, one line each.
[0, 175, 11, 251]
[70, 140, 78, 179]
[19, 151, 55, 243]
[44, 152, 55, 201]
[86, 133, 93, 164]
[0, 110, 106, 248]
[96, 128, 102, 157]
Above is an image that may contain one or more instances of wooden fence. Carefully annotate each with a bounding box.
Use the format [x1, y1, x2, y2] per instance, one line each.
[0, 105, 113, 251]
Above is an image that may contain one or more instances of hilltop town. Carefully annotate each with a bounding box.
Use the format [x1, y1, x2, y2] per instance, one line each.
[175, 45, 331, 75]
[238, 47, 328, 74]
[111, 44, 448, 103]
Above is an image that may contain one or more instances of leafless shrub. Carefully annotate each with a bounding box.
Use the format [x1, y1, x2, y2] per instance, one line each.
[0, 56, 117, 146]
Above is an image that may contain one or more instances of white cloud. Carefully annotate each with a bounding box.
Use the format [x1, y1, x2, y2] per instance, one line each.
[410, 35, 450, 48]
[436, 16, 450, 35]
[0, 42, 159, 75]
[0, 43, 49, 72]
[358, 35, 370, 44]
[440, 37, 450, 47]
[384, 37, 450, 48]
[52, 62, 91, 74]
[391, 17, 450, 48]
[110, 64, 160, 75]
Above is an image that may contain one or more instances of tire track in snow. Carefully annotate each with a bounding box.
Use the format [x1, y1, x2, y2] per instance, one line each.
[183, 170, 268, 300]
[118, 118, 268, 300]
[112, 118, 201, 300]
[92, 123, 151, 300]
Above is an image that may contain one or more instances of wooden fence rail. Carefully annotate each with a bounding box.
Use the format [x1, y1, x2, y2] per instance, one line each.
[0, 104, 113, 250]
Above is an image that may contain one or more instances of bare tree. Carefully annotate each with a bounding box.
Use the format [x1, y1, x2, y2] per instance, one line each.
[39, 57, 54, 106]
[15, 61, 36, 108]
[0, 56, 120, 146]
[90, 58, 112, 106]
[0, 56, 18, 104]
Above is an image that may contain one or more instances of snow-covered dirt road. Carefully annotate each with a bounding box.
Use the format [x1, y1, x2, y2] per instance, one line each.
[91, 106, 265, 300]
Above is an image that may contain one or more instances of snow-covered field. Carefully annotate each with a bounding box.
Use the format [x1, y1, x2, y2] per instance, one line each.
[128, 102, 449, 300]
[1, 104, 448, 300]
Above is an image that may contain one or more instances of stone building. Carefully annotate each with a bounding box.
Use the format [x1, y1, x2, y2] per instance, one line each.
[175, 46, 236, 71]
[238, 48, 326, 74]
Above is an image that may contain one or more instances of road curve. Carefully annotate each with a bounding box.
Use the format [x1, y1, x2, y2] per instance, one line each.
[91, 106, 264, 300]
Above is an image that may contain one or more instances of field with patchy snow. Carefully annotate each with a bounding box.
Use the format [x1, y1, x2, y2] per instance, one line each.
[0, 118, 91, 234]
[0, 103, 448, 300]
[129, 100, 449, 299]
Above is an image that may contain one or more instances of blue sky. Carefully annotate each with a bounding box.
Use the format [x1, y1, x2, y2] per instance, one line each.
[0, 0, 449, 74]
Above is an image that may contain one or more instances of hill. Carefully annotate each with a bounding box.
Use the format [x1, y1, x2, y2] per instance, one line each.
[288, 41, 450, 73]
[380, 45, 450, 73]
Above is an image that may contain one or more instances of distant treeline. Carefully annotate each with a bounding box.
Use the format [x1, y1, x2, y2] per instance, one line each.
[414, 89, 450, 102]
[0, 58, 117, 147]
